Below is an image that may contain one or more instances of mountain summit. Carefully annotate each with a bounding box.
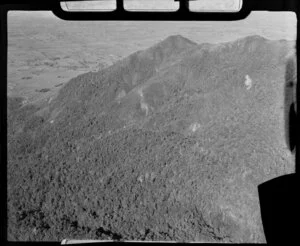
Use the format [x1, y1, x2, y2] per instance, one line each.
[150, 34, 198, 52]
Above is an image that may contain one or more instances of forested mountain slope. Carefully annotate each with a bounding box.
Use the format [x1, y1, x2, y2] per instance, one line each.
[7, 35, 295, 242]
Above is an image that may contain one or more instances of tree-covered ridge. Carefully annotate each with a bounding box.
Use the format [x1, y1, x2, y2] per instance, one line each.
[7, 35, 295, 242]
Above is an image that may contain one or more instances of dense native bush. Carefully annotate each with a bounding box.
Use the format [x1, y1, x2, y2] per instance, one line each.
[7, 36, 295, 242]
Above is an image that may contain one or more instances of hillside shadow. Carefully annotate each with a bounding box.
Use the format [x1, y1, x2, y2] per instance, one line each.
[284, 57, 297, 155]
[258, 57, 298, 244]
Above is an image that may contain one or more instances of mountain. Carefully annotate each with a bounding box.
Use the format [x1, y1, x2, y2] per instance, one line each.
[7, 35, 295, 242]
